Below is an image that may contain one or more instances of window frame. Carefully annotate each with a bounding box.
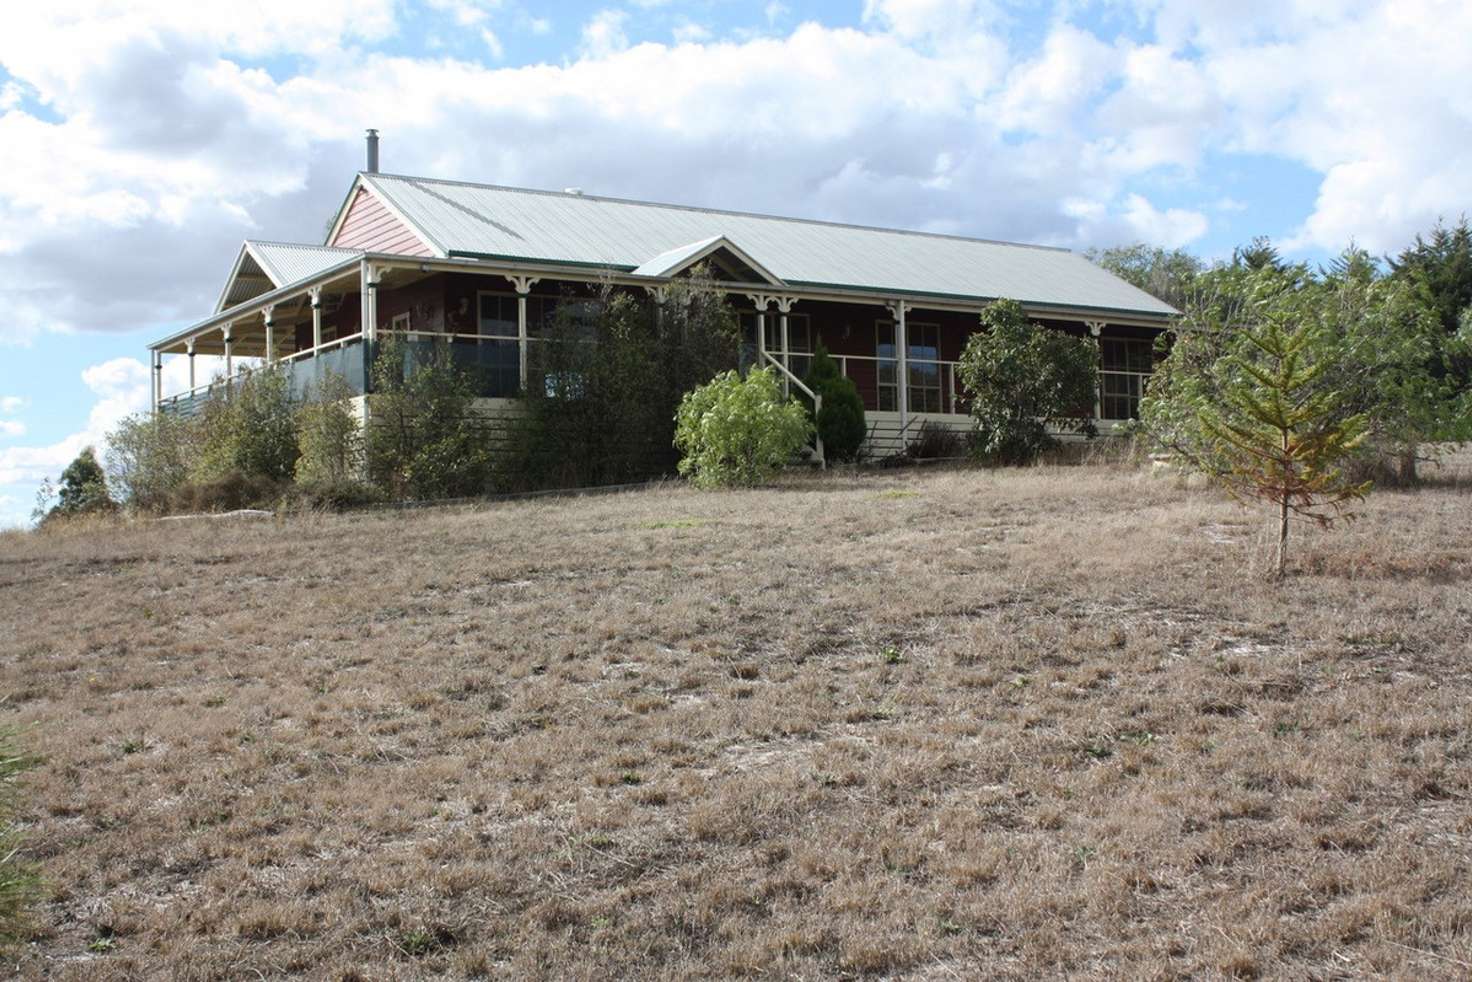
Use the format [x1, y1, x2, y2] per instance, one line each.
[1098, 337, 1154, 420]
[875, 318, 943, 414]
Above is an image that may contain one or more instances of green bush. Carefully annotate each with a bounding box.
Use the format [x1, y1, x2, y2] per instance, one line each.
[1142, 257, 1461, 485]
[674, 368, 813, 488]
[367, 336, 493, 500]
[105, 411, 199, 511]
[957, 299, 1099, 465]
[192, 367, 299, 486]
[802, 345, 866, 462]
[294, 372, 371, 502]
[513, 277, 739, 490]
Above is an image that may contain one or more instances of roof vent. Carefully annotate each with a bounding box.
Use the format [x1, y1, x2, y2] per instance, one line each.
[563, 187, 583, 195]
[365, 129, 380, 174]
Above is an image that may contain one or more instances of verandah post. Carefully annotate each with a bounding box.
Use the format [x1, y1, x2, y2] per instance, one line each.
[507, 275, 539, 394]
[891, 300, 911, 435]
[310, 287, 323, 351]
[263, 305, 276, 365]
[1087, 321, 1105, 422]
[186, 338, 196, 392]
[776, 296, 796, 398]
[222, 323, 234, 395]
[150, 349, 162, 414]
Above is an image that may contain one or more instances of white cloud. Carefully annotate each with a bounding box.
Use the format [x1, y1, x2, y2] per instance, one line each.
[580, 10, 630, 58]
[1121, 194, 1208, 248]
[861, 0, 998, 42]
[0, 421, 24, 438]
[0, 495, 25, 531]
[1134, 0, 1472, 252]
[0, 0, 1464, 359]
[481, 28, 505, 59]
[0, 355, 164, 485]
[672, 22, 712, 45]
[0, 81, 23, 111]
[425, 0, 502, 27]
[0, 397, 25, 415]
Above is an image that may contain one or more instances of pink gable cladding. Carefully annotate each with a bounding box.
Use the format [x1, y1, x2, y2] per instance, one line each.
[331, 187, 434, 257]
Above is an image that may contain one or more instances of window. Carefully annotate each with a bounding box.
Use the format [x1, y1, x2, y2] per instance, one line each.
[876, 321, 897, 411]
[739, 311, 812, 379]
[475, 292, 520, 397]
[907, 322, 942, 414]
[1098, 338, 1154, 420]
[390, 312, 413, 341]
[876, 320, 942, 413]
[477, 293, 518, 338]
[763, 313, 812, 379]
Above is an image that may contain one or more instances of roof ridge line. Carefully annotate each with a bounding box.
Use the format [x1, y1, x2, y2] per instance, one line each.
[359, 171, 1075, 254]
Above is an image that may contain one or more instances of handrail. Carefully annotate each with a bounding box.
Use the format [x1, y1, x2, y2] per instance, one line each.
[279, 331, 362, 363]
[761, 351, 824, 468]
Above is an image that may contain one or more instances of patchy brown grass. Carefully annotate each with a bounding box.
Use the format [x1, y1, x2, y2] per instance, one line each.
[1, 460, 1470, 979]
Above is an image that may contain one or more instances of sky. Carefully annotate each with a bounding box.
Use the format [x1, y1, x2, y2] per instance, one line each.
[1, 0, 1470, 526]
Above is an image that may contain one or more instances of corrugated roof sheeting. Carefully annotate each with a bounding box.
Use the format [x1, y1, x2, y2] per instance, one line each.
[363, 174, 1177, 317]
[249, 241, 362, 287]
[631, 236, 725, 277]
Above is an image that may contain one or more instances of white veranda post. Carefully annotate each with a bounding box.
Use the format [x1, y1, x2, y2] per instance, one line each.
[151, 350, 162, 414]
[1087, 320, 1106, 421]
[186, 338, 196, 391]
[263, 306, 277, 365]
[752, 295, 770, 364]
[507, 275, 540, 392]
[222, 324, 234, 389]
[363, 263, 383, 343]
[890, 301, 911, 433]
[776, 296, 796, 396]
[310, 287, 324, 350]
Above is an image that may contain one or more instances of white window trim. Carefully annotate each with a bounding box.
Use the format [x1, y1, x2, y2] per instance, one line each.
[876, 318, 943, 414]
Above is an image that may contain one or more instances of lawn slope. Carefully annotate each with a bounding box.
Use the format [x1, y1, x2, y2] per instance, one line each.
[1, 465, 1469, 978]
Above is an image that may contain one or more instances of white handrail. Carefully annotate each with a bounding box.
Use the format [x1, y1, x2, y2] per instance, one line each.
[761, 351, 824, 468]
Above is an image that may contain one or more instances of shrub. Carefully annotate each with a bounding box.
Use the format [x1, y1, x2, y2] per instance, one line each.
[367, 335, 493, 500]
[513, 276, 739, 490]
[674, 368, 813, 488]
[905, 420, 966, 460]
[802, 345, 866, 462]
[294, 372, 370, 502]
[168, 471, 285, 514]
[105, 411, 200, 511]
[193, 368, 299, 485]
[957, 299, 1099, 465]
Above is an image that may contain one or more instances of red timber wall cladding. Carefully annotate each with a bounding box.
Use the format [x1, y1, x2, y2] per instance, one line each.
[331, 187, 434, 257]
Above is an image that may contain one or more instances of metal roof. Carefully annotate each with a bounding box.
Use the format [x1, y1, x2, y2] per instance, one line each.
[361, 172, 1178, 318]
[248, 241, 362, 287]
[629, 235, 783, 284]
[214, 241, 363, 314]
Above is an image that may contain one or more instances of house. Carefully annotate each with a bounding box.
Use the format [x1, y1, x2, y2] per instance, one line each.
[149, 132, 1176, 454]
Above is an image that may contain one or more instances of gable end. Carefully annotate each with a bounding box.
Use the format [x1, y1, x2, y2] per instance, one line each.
[330, 185, 435, 257]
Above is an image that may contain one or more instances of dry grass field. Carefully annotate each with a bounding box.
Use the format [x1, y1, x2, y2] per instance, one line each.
[1, 458, 1470, 979]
